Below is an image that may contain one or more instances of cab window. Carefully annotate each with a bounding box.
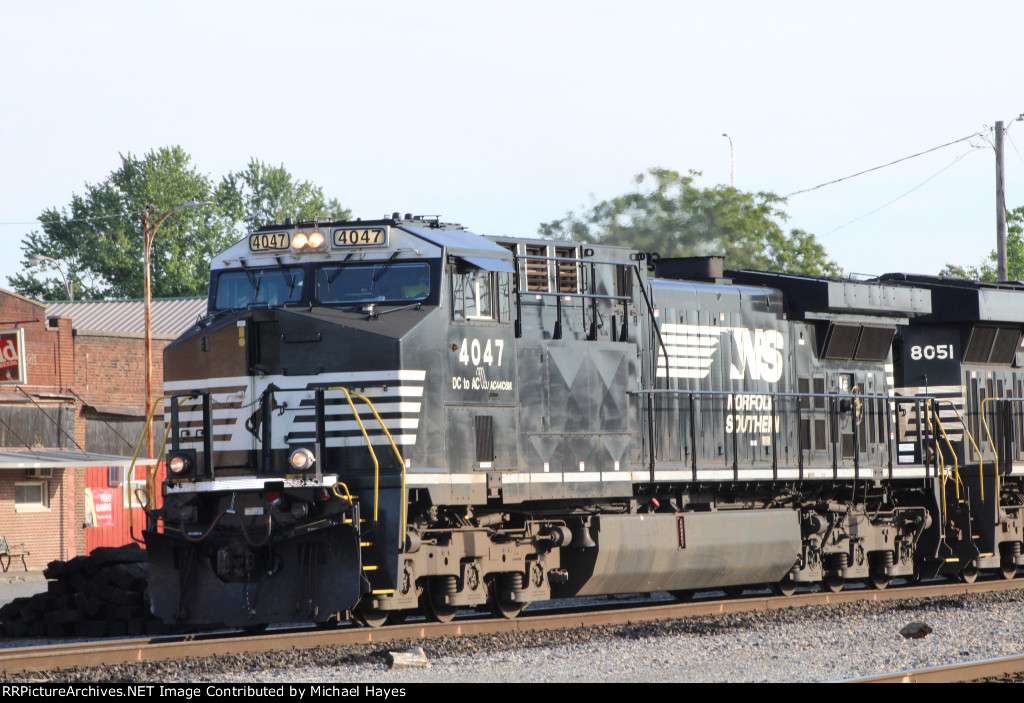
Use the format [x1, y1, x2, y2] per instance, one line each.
[316, 262, 431, 304]
[213, 267, 303, 310]
[452, 266, 493, 321]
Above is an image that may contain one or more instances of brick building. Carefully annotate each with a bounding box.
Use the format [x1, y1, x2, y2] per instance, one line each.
[0, 289, 205, 569]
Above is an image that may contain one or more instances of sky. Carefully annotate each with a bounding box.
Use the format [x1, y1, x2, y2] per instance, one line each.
[2, 0, 1023, 293]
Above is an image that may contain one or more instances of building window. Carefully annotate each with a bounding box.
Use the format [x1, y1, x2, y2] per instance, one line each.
[123, 466, 148, 509]
[15, 481, 48, 511]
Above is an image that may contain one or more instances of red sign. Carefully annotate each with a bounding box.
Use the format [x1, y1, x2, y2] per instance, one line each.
[0, 329, 25, 384]
[86, 488, 116, 527]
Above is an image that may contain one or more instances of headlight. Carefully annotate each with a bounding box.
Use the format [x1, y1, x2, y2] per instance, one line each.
[307, 230, 325, 249]
[168, 453, 192, 475]
[289, 448, 315, 470]
[292, 232, 309, 250]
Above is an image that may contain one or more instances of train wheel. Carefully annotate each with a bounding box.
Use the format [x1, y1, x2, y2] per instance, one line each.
[724, 586, 745, 598]
[999, 561, 1018, 580]
[486, 573, 528, 619]
[489, 590, 527, 620]
[771, 579, 797, 597]
[867, 573, 890, 590]
[959, 562, 979, 584]
[421, 579, 457, 624]
[823, 574, 844, 593]
[352, 608, 389, 628]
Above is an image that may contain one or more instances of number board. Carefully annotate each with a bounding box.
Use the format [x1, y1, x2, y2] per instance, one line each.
[249, 231, 290, 252]
[333, 226, 389, 248]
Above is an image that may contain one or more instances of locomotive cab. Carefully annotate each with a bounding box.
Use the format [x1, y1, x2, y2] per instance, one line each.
[146, 215, 511, 626]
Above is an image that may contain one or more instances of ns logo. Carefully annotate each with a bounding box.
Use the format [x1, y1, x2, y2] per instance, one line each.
[728, 328, 784, 383]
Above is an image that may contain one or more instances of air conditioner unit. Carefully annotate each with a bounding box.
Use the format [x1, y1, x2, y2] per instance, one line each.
[25, 468, 53, 479]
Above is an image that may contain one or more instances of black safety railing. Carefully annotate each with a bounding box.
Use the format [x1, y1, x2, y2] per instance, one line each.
[979, 396, 1024, 504]
[511, 252, 634, 341]
[626, 388, 960, 484]
[166, 386, 404, 536]
[167, 391, 214, 477]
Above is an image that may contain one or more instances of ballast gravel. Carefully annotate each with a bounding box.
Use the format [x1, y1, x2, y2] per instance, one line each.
[10, 589, 1024, 683]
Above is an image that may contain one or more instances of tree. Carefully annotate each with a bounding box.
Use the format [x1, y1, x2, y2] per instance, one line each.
[938, 206, 1024, 282]
[9, 148, 350, 300]
[539, 168, 841, 276]
[216, 158, 350, 234]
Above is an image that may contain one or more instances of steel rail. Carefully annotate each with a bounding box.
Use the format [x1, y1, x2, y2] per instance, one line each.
[2, 579, 1023, 676]
[845, 653, 1024, 683]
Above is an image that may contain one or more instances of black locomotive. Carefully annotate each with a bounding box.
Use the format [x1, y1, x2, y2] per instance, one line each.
[143, 214, 1024, 627]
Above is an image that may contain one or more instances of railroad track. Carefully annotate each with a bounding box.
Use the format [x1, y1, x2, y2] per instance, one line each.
[2, 578, 1022, 678]
[848, 654, 1024, 683]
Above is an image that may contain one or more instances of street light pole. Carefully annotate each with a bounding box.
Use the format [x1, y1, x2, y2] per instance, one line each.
[27, 253, 73, 300]
[722, 133, 735, 188]
[141, 200, 214, 458]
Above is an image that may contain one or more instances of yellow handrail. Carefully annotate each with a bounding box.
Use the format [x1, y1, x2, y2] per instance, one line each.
[979, 396, 1008, 506]
[331, 480, 354, 503]
[932, 398, 985, 502]
[925, 400, 961, 524]
[328, 386, 407, 545]
[336, 387, 380, 520]
[350, 389, 407, 548]
[127, 393, 174, 540]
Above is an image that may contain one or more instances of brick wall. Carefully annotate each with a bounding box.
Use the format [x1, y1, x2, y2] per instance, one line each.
[0, 468, 76, 570]
[0, 291, 74, 392]
[72, 334, 169, 411]
[0, 289, 173, 566]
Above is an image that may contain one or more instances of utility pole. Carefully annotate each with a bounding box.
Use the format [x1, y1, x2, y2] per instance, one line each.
[996, 120, 1008, 281]
[722, 133, 735, 188]
[140, 200, 214, 458]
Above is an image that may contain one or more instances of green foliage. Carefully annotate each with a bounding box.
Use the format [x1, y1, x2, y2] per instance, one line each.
[10, 148, 349, 300]
[938, 206, 1024, 282]
[216, 159, 350, 234]
[539, 168, 841, 276]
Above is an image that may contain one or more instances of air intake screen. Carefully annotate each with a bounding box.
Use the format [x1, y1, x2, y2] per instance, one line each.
[965, 325, 1021, 364]
[822, 324, 860, 360]
[474, 415, 494, 463]
[855, 327, 895, 361]
[991, 327, 1021, 364]
[964, 326, 997, 363]
[524, 246, 549, 292]
[555, 247, 579, 293]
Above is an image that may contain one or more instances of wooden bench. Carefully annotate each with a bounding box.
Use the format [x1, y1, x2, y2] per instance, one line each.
[0, 537, 28, 572]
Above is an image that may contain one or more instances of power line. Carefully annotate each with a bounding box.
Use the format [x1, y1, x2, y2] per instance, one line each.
[1007, 132, 1024, 170]
[822, 148, 977, 236]
[784, 132, 984, 198]
[0, 206, 220, 228]
[0, 212, 137, 227]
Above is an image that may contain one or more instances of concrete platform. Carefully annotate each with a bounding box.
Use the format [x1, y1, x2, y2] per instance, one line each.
[0, 571, 48, 607]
